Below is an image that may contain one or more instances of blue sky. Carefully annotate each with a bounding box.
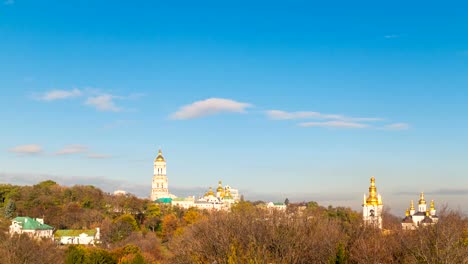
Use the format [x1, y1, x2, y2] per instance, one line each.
[1, 0, 467, 214]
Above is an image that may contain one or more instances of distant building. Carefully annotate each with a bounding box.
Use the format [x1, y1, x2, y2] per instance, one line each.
[55, 228, 100, 245]
[401, 193, 438, 230]
[362, 176, 383, 229]
[150, 149, 240, 210]
[266, 202, 287, 211]
[150, 149, 176, 201]
[113, 190, 127, 196]
[171, 181, 240, 211]
[9, 217, 54, 239]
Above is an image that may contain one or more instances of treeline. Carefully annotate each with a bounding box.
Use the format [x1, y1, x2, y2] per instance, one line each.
[0, 181, 467, 264]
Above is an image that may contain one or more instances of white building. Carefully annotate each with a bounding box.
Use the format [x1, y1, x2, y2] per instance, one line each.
[113, 190, 127, 196]
[362, 176, 383, 229]
[9, 217, 54, 239]
[266, 202, 287, 211]
[171, 181, 239, 211]
[401, 193, 438, 230]
[151, 149, 175, 201]
[54, 228, 100, 245]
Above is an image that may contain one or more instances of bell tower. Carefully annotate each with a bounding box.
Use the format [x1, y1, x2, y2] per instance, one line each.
[362, 176, 383, 229]
[151, 149, 169, 201]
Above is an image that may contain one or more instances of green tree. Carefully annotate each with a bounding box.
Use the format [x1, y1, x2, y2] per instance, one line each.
[116, 214, 139, 231]
[65, 245, 86, 264]
[4, 200, 16, 219]
[284, 198, 290, 206]
[146, 203, 161, 217]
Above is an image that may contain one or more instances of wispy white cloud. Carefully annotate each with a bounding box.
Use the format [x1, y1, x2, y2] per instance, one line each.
[265, 110, 342, 120]
[266, 110, 383, 122]
[382, 123, 410, 130]
[384, 35, 400, 39]
[87, 153, 112, 159]
[85, 94, 121, 112]
[37, 88, 82, 101]
[171, 98, 252, 120]
[299, 121, 369, 128]
[9, 144, 43, 154]
[55, 145, 88, 155]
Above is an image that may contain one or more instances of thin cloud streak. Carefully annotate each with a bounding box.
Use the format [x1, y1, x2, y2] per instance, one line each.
[55, 145, 88, 155]
[8, 144, 43, 154]
[265, 110, 383, 122]
[299, 121, 369, 128]
[171, 98, 252, 120]
[37, 89, 82, 101]
[265, 110, 342, 120]
[382, 123, 410, 130]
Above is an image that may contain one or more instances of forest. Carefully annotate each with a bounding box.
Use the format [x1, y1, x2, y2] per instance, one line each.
[0, 180, 466, 264]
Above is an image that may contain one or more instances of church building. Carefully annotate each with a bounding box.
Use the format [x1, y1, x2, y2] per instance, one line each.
[401, 192, 438, 230]
[362, 176, 383, 229]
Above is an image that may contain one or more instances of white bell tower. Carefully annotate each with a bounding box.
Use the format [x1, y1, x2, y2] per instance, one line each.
[151, 149, 169, 201]
[362, 176, 383, 229]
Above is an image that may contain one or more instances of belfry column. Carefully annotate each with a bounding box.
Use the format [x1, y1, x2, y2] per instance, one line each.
[151, 149, 169, 200]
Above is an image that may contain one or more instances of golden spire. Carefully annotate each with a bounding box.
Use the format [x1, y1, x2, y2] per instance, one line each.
[155, 149, 165, 162]
[425, 210, 430, 217]
[419, 192, 426, 205]
[410, 200, 415, 210]
[430, 200, 435, 211]
[405, 208, 410, 217]
[365, 176, 379, 205]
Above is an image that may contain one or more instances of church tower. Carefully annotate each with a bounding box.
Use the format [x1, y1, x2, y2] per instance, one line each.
[151, 149, 169, 201]
[362, 176, 383, 229]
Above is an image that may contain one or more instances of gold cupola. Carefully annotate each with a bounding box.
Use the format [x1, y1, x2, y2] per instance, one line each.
[410, 200, 415, 210]
[430, 200, 435, 211]
[204, 187, 214, 197]
[418, 192, 426, 205]
[216, 180, 224, 193]
[405, 208, 410, 217]
[155, 149, 165, 162]
[365, 176, 380, 206]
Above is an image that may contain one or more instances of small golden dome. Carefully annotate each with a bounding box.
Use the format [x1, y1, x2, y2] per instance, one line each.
[418, 192, 426, 205]
[430, 200, 435, 211]
[155, 149, 165, 162]
[410, 200, 415, 210]
[216, 180, 224, 193]
[405, 208, 410, 217]
[204, 187, 214, 197]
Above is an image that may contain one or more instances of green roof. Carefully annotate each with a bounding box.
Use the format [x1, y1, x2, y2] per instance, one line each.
[14, 217, 54, 230]
[273, 202, 285, 206]
[54, 229, 96, 237]
[155, 197, 172, 203]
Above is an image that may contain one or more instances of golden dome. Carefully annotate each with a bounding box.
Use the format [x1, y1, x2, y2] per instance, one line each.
[430, 200, 435, 211]
[204, 187, 214, 197]
[410, 200, 415, 210]
[418, 192, 426, 205]
[405, 208, 410, 217]
[365, 176, 379, 205]
[216, 180, 224, 193]
[155, 149, 165, 162]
